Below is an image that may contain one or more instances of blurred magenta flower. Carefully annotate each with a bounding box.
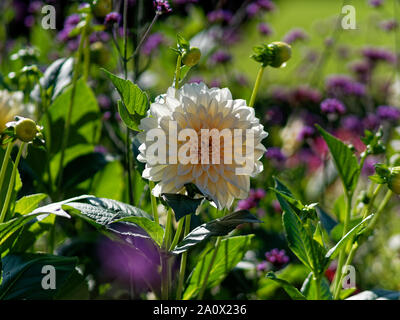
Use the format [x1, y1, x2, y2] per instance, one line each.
[104, 12, 121, 26]
[265, 248, 289, 268]
[283, 28, 308, 45]
[377, 105, 400, 122]
[258, 22, 273, 36]
[141, 33, 164, 55]
[320, 98, 346, 115]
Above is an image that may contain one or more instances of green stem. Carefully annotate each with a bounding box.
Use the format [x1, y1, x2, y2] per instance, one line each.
[0, 141, 13, 193]
[249, 66, 265, 108]
[0, 143, 25, 223]
[56, 14, 90, 194]
[176, 215, 191, 300]
[198, 236, 222, 300]
[365, 189, 393, 234]
[170, 218, 184, 251]
[332, 192, 352, 298]
[149, 181, 159, 224]
[175, 54, 182, 91]
[315, 275, 322, 300]
[334, 242, 357, 299]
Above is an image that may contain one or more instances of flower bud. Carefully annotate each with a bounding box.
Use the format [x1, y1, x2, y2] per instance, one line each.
[182, 47, 201, 67]
[268, 41, 292, 68]
[388, 166, 400, 194]
[15, 118, 39, 142]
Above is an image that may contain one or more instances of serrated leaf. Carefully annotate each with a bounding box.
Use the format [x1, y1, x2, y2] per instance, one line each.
[266, 272, 306, 300]
[183, 235, 253, 300]
[117, 100, 143, 131]
[102, 68, 147, 116]
[316, 125, 360, 194]
[172, 210, 261, 254]
[161, 193, 203, 221]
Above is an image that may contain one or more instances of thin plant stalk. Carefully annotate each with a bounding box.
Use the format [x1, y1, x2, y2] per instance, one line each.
[0, 141, 13, 193]
[176, 214, 191, 299]
[198, 236, 222, 300]
[170, 218, 184, 251]
[149, 181, 159, 224]
[56, 14, 91, 194]
[0, 142, 25, 223]
[248, 66, 265, 108]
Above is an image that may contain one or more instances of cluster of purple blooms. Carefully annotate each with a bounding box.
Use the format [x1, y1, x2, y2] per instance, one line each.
[368, 0, 384, 8]
[326, 75, 366, 97]
[283, 28, 308, 45]
[207, 9, 233, 24]
[236, 189, 266, 211]
[246, 0, 275, 18]
[153, 0, 172, 14]
[320, 98, 346, 115]
[258, 22, 273, 36]
[210, 50, 232, 64]
[104, 12, 121, 26]
[362, 47, 396, 65]
[257, 249, 290, 271]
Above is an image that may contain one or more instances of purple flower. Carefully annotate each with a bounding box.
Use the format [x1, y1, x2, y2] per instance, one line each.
[380, 19, 398, 31]
[265, 249, 289, 268]
[210, 79, 221, 88]
[104, 12, 121, 26]
[362, 156, 380, 176]
[297, 125, 315, 141]
[249, 188, 266, 201]
[363, 113, 380, 130]
[98, 95, 111, 109]
[266, 147, 286, 163]
[349, 60, 371, 83]
[210, 50, 232, 64]
[237, 198, 257, 211]
[320, 98, 346, 114]
[65, 14, 81, 27]
[292, 86, 321, 104]
[377, 105, 400, 121]
[94, 145, 108, 154]
[265, 106, 284, 125]
[142, 33, 164, 55]
[207, 9, 233, 23]
[103, 111, 112, 120]
[188, 76, 203, 84]
[24, 15, 35, 28]
[153, 0, 172, 14]
[257, 261, 269, 272]
[283, 28, 308, 45]
[257, 0, 276, 11]
[342, 115, 364, 134]
[258, 22, 273, 36]
[28, 1, 42, 13]
[326, 75, 366, 97]
[362, 47, 396, 64]
[246, 3, 260, 17]
[368, 0, 384, 8]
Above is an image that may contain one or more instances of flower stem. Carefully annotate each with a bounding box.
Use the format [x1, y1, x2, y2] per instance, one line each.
[0, 141, 13, 193]
[174, 54, 182, 91]
[176, 214, 191, 300]
[249, 66, 265, 108]
[332, 192, 352, 298]
[56, 14, 90, 194]
[149, 181, 159, 224]
[170, 217, 184, 251]
[198, 236, 222, 300]
[0, 143, 25, 223]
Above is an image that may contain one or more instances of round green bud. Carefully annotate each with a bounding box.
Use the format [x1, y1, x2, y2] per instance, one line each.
[388, 166, 400, 194]
[182, 47, 201, 67]
[15, 118, 39, 142]
[268, 41, 292, 68]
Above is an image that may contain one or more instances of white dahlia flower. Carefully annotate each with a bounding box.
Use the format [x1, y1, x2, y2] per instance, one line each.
[137, 82, 268, 209]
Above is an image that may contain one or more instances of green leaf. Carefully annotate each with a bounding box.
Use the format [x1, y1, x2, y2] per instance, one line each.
[31, 58, 74, 102]
[266, 272, 306, 300]
[117, 100, 143, 131]
[46, 79, 101, 179]
[14, 194, 48, 215]
[102, 68, 147, 116]
[172, 210, 261, 254]
[325, 214, 374, 260]
[58, 152, 109, 190]
[161, 193, 204, 221]
[0, 253, 88, 300]
[183, 235, 253, 300]
[316, 206, 338, 234]
[112, 216, 164, 247]
[316, 125, 360, 193]
[300, 272, 333, 300]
